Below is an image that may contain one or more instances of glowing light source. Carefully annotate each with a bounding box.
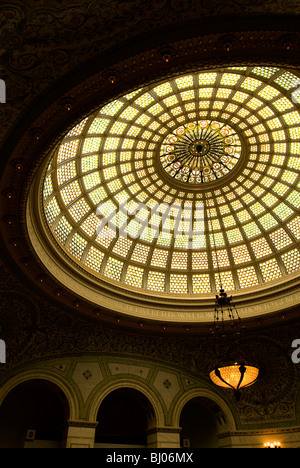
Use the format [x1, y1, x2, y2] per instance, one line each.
[264, 441, 281, 448]
[209, 362, 259, 401]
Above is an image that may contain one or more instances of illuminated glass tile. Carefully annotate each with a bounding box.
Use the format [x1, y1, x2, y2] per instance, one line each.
[258, 107, 274, 119]
[101, 100, 124, 116]
[88, 187, 108, 205]
[238, 266, 259, 288]
[266, 118, 281, 130]
[68, 233, 87, 260]
[83, 172, 101, 190]
[290, 142, 300, 155]
[88, 117, 109, 134]
[283, 111, 300, 125]
[171, 251, 188, 269]
[259, 213, 278, 231]
[243, 222, 261, 239]
[170, 274, 188, 294]
[231, 245, 251, 264]
[96, 225, 115, 248]
[212, 249, 230, 268]
[110, 121, 128, 134]
[287, 191, 300, 208]
[259, 86, 280, 100]
[192, 274, 211, 293]
[112, 236, 132, 258]
[226, 228, 243, 244]
[148, 103, 164, 115]
[260, 258, 282, 282]
[275, 72, 300, 90]
[262, 193, 277, 207]
[215, 271, 235, 291]
[60, 181, 82, 207]
[54, 216, 72, 245]
[289, 127, 300, 140]
[125, 265, 144, 288]
[192, 251, 208, 270]
[157, 231, 173, 247]
[134, 93, 155, 108]
[43, 175, 53, 199]
[287, 217, 300, 239]
[104, 137, 120, 150]
[81, 154, 99, 173]
[232, 91, 248, 103]
[250, 237, 272, 259]
[273, 203, 294, 221]
[68, 198, 90, 223]
[282, 170, 297, 187]
[272, 183, 289, 198]
[104, 257, 124, 281]
[57, 161, 77, 185]
[45, 197, 61, 226]
[198, 73, 217, 85]
[164, 95, 179, 107]
[120, 106, 139, 122]
[252, 67, 279, 78]
[192, 235, 206, 249]
[131, 243, 150, 263]
[221, 74, 240, 86]
[210, 232, 225, 247]
[282, 249, 300, 274]
[273, 97, 293, 112]
[241, 77, 261, 91]
[270, 228, 293, 250]
[198, 88, 213, 99]
[140, 226, 158, 243]
[150, 248, 169, 268]
[247, 97, 263, 110]
[154, 82, 173, 97]
[57, 140, 79, 163]
[85, 246, 104, 272]
[147, 271, 166, 292]
[66, 118, 88, 137]
[174, 235, 189, 249]
[82, 137, 101, 154]
[81, 212, 100, 237]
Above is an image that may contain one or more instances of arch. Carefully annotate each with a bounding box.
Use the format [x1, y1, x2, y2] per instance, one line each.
[0, 370, 79, 422]
[172, 388, 237, 435]
[95, 387, 154, 447]
[88, 380, 165, 428]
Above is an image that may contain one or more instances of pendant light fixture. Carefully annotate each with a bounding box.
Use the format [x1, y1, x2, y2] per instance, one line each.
[207, 198, 259, 400]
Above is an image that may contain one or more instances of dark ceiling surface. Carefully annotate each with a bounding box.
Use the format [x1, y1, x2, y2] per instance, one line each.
[1, 0, 300, 150]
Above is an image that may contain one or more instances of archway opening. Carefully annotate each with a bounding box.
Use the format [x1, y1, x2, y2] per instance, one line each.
[95, 388, 156, 448]
[0, 379, 70, 448]
[179, 397, 224, 448]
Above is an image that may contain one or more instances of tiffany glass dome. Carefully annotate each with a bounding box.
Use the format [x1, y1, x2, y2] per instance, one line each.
[35, 66, 300, 322]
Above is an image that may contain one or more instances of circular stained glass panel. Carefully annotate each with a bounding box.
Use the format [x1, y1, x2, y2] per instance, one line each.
[160, 120, 242, 183]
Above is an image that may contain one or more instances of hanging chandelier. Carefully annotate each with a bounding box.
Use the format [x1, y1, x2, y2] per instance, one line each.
[207, 202, 259, 401]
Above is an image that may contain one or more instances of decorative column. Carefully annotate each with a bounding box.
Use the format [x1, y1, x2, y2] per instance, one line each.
[63, 420, 98, 448]
[147, 427, 181, 448]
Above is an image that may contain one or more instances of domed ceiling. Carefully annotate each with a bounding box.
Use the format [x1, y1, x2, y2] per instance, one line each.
[39, 66, 300, 303]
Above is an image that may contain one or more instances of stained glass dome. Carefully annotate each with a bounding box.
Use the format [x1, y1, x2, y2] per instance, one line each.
[41, 66, 300, 302]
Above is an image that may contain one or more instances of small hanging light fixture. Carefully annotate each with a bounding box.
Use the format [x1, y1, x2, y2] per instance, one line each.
[207, 199, 259, 400]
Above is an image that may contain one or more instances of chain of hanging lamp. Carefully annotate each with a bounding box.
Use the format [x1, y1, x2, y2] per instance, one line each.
[206, 198, 241, 335]
[206, 195, 259, 400]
